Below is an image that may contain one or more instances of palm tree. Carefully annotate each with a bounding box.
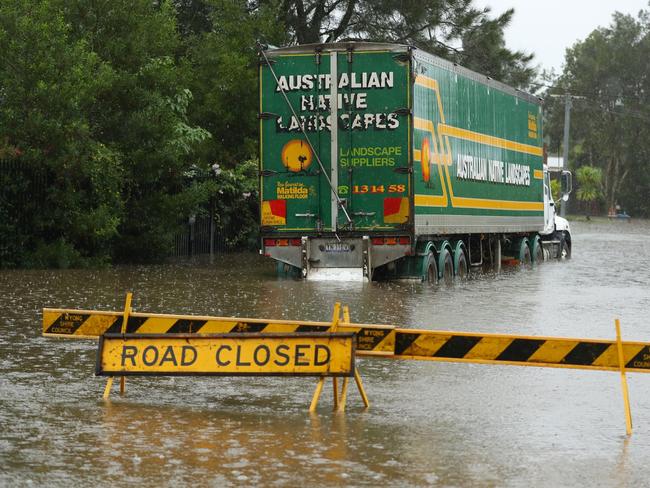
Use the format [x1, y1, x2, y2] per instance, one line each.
[576, 165, 603, 217]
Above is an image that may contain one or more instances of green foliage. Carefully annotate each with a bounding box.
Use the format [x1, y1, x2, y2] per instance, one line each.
[576, 166, 603, 203]
[63, 0, 213, 262]
[0, 0, 123, 267]
[213, 159, 260, 249]
[546, 9, 650, 216]
[550, 179, 561, 202]
[459, 8, 535, 87]
[27, 238, 84, 269]
[184, 0, 286, 168]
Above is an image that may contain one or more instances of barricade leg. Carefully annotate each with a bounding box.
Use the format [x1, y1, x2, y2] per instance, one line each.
[354, 368, 370, 408]
[342, 305, 370, 409]
[615, 318, 633, 435]
[118, 292, 133, 396]
[102, 292, 132, 400]
[309, 378, 325, 412]
[337, 377, 350, 412]
[309, 302, 341, 412]
[103, 377, 114, 400]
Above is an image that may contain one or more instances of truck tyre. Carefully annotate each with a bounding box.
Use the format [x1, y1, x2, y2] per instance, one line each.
[558, 233, 571, 260]
[439, 248, 454, 285]
[455, 250, 468, 279]
[531, 236, 543, 264]
[424, 252, 438, 284]
[518, 238, 531, 267]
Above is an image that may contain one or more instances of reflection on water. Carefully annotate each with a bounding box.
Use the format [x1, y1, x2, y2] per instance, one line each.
[2, 220, 650, 486]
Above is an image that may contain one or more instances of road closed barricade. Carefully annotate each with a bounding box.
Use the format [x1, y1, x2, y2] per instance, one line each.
[43, 294, 650, 432]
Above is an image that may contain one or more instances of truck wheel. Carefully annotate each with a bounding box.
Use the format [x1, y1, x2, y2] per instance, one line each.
[531, 236, 543, 264]
[455, 251, 468, 279]
[439, 249, 454, 285]
[558, 234, 571, 260]
[424, 252, 438, 284]
[518, 238, 531, 267]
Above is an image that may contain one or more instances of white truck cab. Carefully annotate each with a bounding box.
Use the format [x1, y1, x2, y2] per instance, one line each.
[540, 166, 572, 259]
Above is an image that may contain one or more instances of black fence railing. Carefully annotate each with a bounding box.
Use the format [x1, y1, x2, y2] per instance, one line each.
[172, 215, 230, 257]
[1, 159, 255, 262]
[0, 160, 49, 265]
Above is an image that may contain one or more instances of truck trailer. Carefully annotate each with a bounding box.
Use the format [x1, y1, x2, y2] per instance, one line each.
[258, 42, 571, 281]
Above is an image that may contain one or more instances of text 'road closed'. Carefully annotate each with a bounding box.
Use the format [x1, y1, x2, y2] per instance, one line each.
[96, 333, 355, 376]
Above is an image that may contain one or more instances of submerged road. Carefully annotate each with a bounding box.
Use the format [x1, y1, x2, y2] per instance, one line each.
[1, 219, 649, 486]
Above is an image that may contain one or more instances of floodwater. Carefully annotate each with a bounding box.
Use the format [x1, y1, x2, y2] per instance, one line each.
[2, 220, 650, 487]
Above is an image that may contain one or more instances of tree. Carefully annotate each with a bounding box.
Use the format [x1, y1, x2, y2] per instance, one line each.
[0, 0, 214, 267]
[546, 9, 650, 216]
[576, 165, 603, 216]
[0, 0, 123, 266]
[184, 0, 286, 169]
[276, 0, 536, 87]
[172, 0, 214, 38]
[459, 8, 535, 87]
[63, 0, 212, 261]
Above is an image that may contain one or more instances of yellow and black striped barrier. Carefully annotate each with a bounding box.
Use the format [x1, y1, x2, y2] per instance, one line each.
[43, 308, 650, 373]
[392, 329, 650, 373]
[43, 297, 648, 432]
[42, 308, 396, 356]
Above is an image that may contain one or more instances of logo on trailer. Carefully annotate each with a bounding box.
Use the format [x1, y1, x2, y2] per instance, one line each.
[421, 137, 431, 182]
[281, 139, 313, 172]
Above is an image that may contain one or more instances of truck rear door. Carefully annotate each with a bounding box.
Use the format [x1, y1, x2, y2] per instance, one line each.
[260, 50, 331, 233]
[334, 50, 411, 231]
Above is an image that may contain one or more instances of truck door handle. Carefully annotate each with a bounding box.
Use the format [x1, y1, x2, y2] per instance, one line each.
[352, 211, 376, 217]
[295, 213, 316, 218]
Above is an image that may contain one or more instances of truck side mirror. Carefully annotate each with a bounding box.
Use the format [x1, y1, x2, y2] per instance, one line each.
[561, 171, 573, 195]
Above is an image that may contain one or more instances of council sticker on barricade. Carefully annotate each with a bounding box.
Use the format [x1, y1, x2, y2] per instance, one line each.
[96, 333, 355, 377]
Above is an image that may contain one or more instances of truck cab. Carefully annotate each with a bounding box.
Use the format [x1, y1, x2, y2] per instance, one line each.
[540, 167, 572, 259]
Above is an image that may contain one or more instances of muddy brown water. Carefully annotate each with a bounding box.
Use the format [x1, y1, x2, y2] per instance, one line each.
[2, 220, 650, 486]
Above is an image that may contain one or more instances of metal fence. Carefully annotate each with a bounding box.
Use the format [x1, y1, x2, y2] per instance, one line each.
[172, 215, 230, 257]
[0, 159, 48, 206]
[0, 160, 48, 263]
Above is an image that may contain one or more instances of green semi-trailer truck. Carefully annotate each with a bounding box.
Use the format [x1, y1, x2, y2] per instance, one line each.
[258, 42, 572, 280]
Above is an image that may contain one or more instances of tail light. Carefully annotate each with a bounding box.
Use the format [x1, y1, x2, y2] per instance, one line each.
[371, 236, 411, 246]
[264, 238, 302, 247]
